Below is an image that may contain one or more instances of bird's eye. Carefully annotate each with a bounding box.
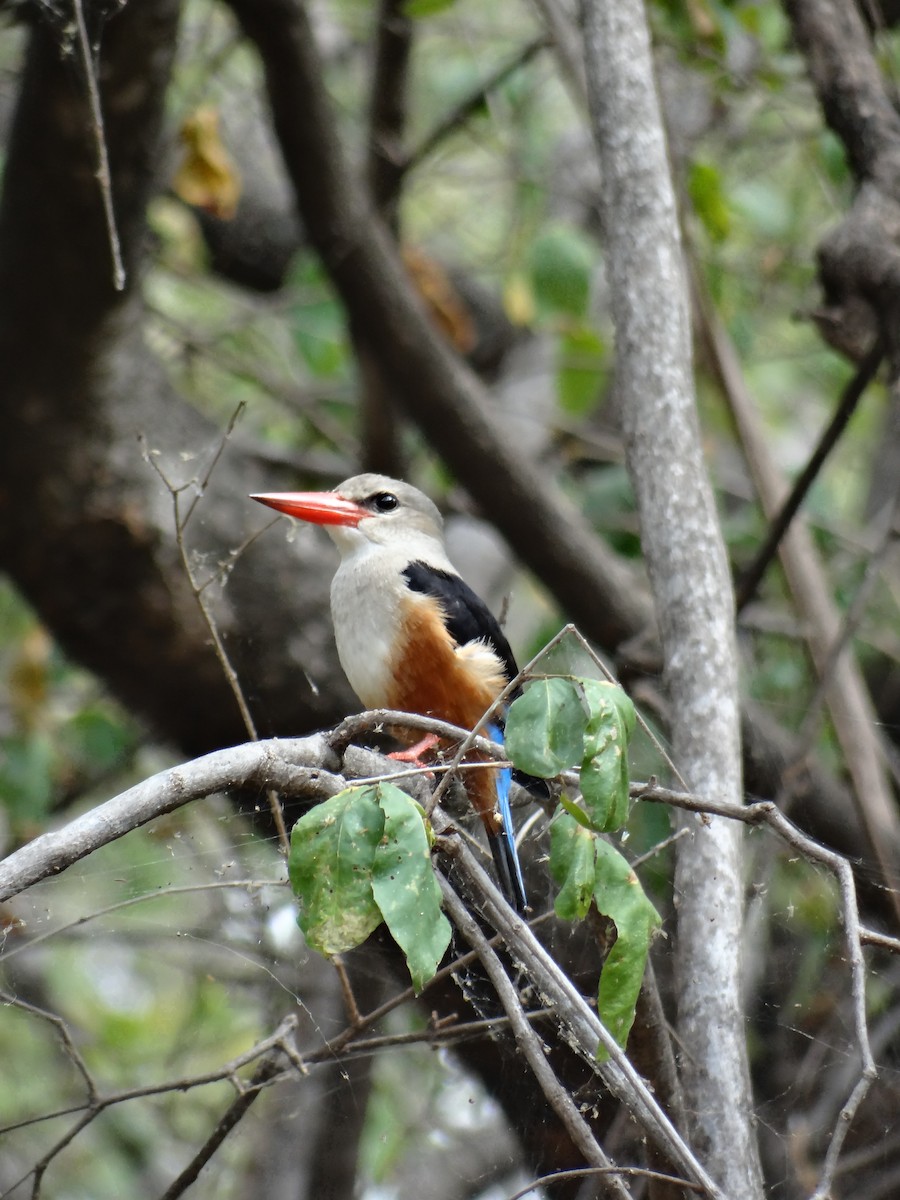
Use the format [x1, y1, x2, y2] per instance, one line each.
[370, 492, 399, 513]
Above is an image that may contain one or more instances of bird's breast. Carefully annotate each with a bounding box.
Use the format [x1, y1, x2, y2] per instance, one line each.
[330, 560, 508, 732]
[330, 559, 400, 710]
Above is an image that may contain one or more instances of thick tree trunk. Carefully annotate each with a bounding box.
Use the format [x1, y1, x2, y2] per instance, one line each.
[0, 2, 352, 759]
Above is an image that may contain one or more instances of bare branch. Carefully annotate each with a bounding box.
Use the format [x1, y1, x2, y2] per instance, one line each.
[508, 1167, 705, 1199]
[630, 780, 877, 1197]
[0, 735, 339, 903]
[72, 0, 126, 290]
[157, 1049, 289, 1200]
[141, 417, 292, 854]
[435, 823, 728, 1198]
[1, 717, 882, 1196]
[0, 991, 98, 1105]
[735, 339, 884, 611]
[395, 36, 549, 186]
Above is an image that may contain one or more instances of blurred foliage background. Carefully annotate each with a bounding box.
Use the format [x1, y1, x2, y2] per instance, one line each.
[2, 0, 900, 1197]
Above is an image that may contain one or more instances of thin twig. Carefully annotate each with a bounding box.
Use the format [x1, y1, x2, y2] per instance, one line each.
[156, 1049, 289, 1200]
[141, 419, 291, 854]
[0, 879, 285, 964]
[0, 992, 97, 1104]
[394, 35, 549, 186]
[3, 1017, 302, 1198]
[331, 955, 364, 1027]
[72, 0, 125, 290]
[630, 781, 877, 1198]
[859, 926, 900, 953]
[180, 401, 246, 529]
[1, 993, 527, 1142]
[736, 339, 884, 611]
[786, 480, 900, 762]
[507, 1165, 704, 1199]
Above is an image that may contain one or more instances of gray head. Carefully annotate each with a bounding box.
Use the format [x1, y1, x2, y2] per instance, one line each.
[251, 473, 445, 556]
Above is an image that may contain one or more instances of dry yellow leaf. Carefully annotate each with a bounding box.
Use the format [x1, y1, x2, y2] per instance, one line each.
[173, 106, 241, 220]
[402, 245, 476, 354]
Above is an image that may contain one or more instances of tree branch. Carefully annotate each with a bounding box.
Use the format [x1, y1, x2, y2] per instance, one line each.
[0, 735, 339, 902]
[435, 821, 728, 1199]
[785, 0, 900, 374]
[735, 338, 884, 611]
[3, 728, 882, 1195]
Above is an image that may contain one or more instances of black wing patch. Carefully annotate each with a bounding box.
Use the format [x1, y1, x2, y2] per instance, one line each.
[402, 561, 519, 685]
[404, 560, 550, 802]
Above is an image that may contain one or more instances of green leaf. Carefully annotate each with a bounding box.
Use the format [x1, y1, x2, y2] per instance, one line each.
[594, 840, 660, 1057]
[818, 130, 848, 185]
[730, 179, 792, 239]
[581, 679, 637, 744]
[580, 751, 629, 832]
[288, 787, 385, 956]
[287, 257, 348, 378]
[688, 159, 731, 243]
[528, 224, 594, 320]
[549, 811, 596, 920]
[0, 732, 55, 822]
[579, 680, 635, 831]
[505, 678, 587, 777]
[372, 784, 451, 993]
[403, 0, 456, 15]
[557, 793, 596, 829]
[557, 326, 606, 416]
[293, 297, 347, 377]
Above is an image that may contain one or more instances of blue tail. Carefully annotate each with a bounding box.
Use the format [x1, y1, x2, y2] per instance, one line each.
[488, 723, 527, 913]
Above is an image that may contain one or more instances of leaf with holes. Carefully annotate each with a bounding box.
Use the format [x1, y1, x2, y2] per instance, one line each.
[372, 783, 451, 992]
[579, 680, 635, 831]
[594, 839, 661, 1057]
[549, 810, 596, 920]
[505, 677, 586, 777]
[288, 786, 385, 955]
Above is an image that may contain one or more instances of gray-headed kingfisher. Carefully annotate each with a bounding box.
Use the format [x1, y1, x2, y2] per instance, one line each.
[252, 474, 529, 912]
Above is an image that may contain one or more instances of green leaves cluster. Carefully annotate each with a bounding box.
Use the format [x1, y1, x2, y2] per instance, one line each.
[288, 783, 451, 993]
[289, 677, 657, 1051]
[506, 677, 659, 1053]
[550, 813, 660, 1055]
[505, 677, 635, 831]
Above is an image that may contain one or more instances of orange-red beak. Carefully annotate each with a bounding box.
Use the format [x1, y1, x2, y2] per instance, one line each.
[250, 491, 368, 528]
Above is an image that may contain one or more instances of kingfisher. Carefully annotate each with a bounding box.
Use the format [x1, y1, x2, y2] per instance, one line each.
[252, 474, 529, 912]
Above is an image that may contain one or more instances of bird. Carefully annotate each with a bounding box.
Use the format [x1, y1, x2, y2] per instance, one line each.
[251, 473, 529, 912]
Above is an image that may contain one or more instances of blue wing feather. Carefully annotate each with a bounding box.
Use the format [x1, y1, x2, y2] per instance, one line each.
[488, 722, 527, 911]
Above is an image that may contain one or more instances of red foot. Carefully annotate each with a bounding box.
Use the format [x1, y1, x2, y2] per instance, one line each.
[388, 733, 440, 763]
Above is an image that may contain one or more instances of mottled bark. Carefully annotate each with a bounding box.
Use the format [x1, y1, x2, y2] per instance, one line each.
[581, 0, 763, 1193]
